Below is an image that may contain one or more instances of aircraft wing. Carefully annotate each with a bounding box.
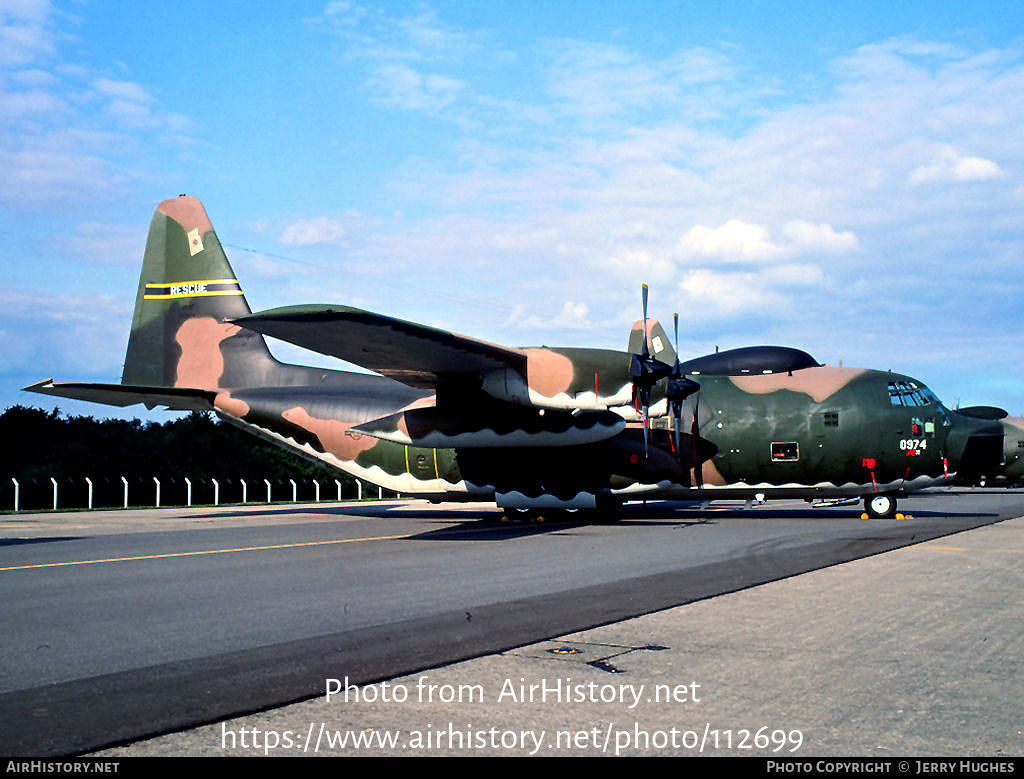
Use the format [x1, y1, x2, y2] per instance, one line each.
[234, 305, 527, 389]
[24, 379, 215, 412]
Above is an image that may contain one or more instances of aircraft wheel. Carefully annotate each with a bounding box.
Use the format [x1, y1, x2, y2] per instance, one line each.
[864, 493, 897, 519]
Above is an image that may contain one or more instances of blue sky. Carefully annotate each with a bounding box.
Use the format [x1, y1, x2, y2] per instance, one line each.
[3, 0, 1024, 419]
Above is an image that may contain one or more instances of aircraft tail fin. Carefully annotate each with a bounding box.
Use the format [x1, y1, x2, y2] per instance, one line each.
[122, 196, 280, 390]
[627, 318, 676, 365]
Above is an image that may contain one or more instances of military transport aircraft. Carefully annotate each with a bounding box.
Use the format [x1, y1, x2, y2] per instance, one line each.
[26, 196, 1006, 519]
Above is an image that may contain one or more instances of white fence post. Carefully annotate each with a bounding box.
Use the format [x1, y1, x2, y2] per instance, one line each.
[15, 473, 348, 510]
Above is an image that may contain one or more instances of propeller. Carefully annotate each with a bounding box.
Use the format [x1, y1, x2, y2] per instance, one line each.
[628, 284, 672, 458]
[665, 312, 700, 458]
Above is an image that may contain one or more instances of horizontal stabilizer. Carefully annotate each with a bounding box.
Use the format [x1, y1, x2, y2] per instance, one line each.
[234, 305, 526, 389]
[24, 379, 214, 412]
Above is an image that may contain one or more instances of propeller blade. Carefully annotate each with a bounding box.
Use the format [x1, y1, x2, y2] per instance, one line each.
[673, 313, 679, 365]
[661, 311, 702, 462]
[691, 396, 702, 488]
[641, 284, 650, 357]
[670, 404, 680, 457]
[672, 312, 681, 456]
[642, 404, 649, 460]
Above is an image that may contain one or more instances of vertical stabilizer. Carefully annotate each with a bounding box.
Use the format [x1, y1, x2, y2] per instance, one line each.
[627, 318, 676, 366]
[122, 196, 279, 390]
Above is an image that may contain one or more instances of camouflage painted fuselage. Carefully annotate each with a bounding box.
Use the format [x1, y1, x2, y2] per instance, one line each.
[207, 360, 968, 509]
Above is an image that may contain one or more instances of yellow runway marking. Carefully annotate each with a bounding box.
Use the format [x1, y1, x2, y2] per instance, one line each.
[914, 544, 1024, 554]
[0, 532, 413, 572]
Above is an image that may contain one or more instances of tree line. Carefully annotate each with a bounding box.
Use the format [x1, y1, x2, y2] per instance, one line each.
[0, 405, 359, 510]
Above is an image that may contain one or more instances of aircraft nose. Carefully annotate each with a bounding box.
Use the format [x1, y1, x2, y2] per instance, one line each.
[947, 413, 1004, 481]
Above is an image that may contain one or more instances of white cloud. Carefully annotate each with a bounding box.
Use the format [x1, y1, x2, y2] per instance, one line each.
[9, 67, 56, 86]
[91, 78, 152, 104]
[545, 41, 739, 120]
[0, 86, 65, 120]
[602, 249, 677, 284]
[48, 221, 145, 266]
[909, 147, 1004, 185]
[762, 263, 826, 287]
[230, 250, 294, 281]
[0, 145, 122, 202]
[0, 288, 131, 375]
[678, 268, 786, 316]
[274, 21, 1024, 396]
[676, 263, 826, 320]
[394, 6, 482, 60]
[280, 216, 347, 246]
[674, 220, 858, 262]
[553, 300, 589, 328]
[675, 220, 784, 262]
[781, 221, 860, 252]
[0, 0, 57, 67]
[367, 63, 467, 113]
[320, 2, 485, 62]
[504, 299, 589, 331]
[0, 9, 198, 206]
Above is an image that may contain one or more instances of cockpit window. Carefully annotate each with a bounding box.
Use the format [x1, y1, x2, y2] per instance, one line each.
[888, 380, 940, 407]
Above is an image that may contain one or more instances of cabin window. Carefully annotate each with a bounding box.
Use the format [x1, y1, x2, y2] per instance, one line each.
[888, 380, 940, 407]
[823, 411, 839, 427]
[771, 442, 799, 461]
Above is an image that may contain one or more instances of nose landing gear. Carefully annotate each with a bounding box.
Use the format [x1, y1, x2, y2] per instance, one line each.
[864, 493, 897, 519]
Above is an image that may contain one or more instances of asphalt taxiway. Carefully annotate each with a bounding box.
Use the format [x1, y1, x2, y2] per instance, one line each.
[1, 490, 1022, 756]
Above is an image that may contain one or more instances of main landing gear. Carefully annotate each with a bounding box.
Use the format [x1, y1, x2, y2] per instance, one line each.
[500, 496, 622, 524]
[864, 493, 898, 519]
